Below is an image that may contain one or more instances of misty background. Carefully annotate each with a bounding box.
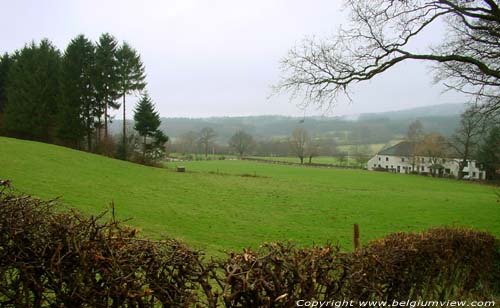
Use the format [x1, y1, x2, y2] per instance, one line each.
[0, 0, 469, 118]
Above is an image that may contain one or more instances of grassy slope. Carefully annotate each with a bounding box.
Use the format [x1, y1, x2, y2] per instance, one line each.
[1, 137, 498, 256]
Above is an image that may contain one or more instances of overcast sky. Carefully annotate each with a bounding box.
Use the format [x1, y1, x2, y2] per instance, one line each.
[1, 0, 468, 118]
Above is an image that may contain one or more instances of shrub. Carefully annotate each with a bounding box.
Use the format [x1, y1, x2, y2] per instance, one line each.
[206, 242, 349, 307]
[0, 181, 206, 307]
[347, 228, 500, 301]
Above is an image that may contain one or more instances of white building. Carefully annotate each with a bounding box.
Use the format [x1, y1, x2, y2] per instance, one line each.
[367, 141, 486, 180]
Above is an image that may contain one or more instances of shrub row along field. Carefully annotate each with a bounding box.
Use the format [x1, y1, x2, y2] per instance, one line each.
[0, 136, 499, 255]
[1, 184, 499, 307]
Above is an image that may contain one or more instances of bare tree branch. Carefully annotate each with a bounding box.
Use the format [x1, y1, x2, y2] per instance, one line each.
[274, 0, 500, 117]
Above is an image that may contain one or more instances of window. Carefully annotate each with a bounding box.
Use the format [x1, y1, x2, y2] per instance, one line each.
[401, 158, 405, 162]
[385, 165, 388, 169]
[472, 172, 476, 177]
[421, 157, 425, 163]
[386, 157, 389, 161]
[378, 157, 381, 161]
[421, 166, 424, 171]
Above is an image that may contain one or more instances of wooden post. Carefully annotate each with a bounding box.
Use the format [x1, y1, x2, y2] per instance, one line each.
[353, 224, 360, 251]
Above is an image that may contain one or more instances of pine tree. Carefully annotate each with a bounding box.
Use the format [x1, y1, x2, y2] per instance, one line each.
[116, 42, 146, 159]
[4, 40, 61, 141]
[58, 35, 96, 149]
[133, 92, 163, 162]
[94, 33, 119, 144]
[0, 53, 12, 129]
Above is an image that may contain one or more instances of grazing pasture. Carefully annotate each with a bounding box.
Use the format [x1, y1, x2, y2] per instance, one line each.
[0, 136, 498, 255]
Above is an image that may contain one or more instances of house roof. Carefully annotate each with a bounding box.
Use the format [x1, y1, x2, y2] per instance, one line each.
[378, 141, 413, 156]
[377, 140, 461, 159]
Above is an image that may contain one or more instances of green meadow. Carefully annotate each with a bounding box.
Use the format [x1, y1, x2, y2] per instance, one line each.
[1, 136, 498, 255]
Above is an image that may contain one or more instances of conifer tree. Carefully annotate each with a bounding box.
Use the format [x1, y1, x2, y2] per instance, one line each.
[116, 42, 146, 159]
[0, 53, 12, 130]
[58, 35, 95, 149]
[94, 33, 119, 143]
[4, 40, 60, 141]
[133, 92, 166, 162]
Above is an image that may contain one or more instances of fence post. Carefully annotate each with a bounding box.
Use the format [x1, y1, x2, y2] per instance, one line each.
[353, 223, 360, 251]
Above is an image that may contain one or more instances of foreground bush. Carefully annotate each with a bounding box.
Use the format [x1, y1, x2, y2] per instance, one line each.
[0, 180, 498, 307]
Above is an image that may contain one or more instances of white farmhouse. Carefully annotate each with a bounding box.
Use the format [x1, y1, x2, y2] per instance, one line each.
[367, 141, 486, 180]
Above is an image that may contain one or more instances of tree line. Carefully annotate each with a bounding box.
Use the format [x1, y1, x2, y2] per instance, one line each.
[0, 34, 167, 165]
[169, 126, 371, 167]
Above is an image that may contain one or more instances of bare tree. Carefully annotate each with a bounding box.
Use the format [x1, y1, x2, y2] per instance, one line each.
[176, 131, 198, 155]
[198, 127, 216, 158]
[407, 120, 425, 170]
[417, 133, 448, 176]
[289, 127, 310, 164]
[229, 130, 254, 158]
[352, 144, 371, 168]
[449, 107, 486, 177]
[275, 0, 500, 117]
[306, 138, 320, 164]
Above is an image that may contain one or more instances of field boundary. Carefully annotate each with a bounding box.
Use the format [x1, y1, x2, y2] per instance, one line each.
[241, 157, 364, 170]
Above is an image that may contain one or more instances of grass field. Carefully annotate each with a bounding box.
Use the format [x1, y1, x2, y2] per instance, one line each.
[1, 136, 499, 256]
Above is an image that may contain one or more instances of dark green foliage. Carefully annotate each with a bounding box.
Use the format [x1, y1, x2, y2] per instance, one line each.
[4, 40, 61, 141]
[478, 125, 500, 180]
[57, 34, 96, 149]
[0, 53, 12, 114]
[116, 42, 146, 159]
[1, 179, 498, 307]
[116, 42, 146, 98]
[133, 93, 167, 163]
[134, 93, 160, 137]
[94, 33, 120, 141]
[0, 34, 150, 159]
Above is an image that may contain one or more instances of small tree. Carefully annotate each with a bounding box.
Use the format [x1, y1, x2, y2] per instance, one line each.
[306, 138, 320, 164]
[353, 144, 371, 168]
[417, 133, 447, 176]
[407, 120, 424, 170]
[289, 127, 309, 164]
[198, 127, 216, 158]
[133, 93, 167, 163]
[229, 130, 254, 158]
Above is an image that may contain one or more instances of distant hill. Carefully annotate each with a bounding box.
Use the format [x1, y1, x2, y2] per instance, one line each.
[358, 103, 467, 120]
[110, 103, 465, 145]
